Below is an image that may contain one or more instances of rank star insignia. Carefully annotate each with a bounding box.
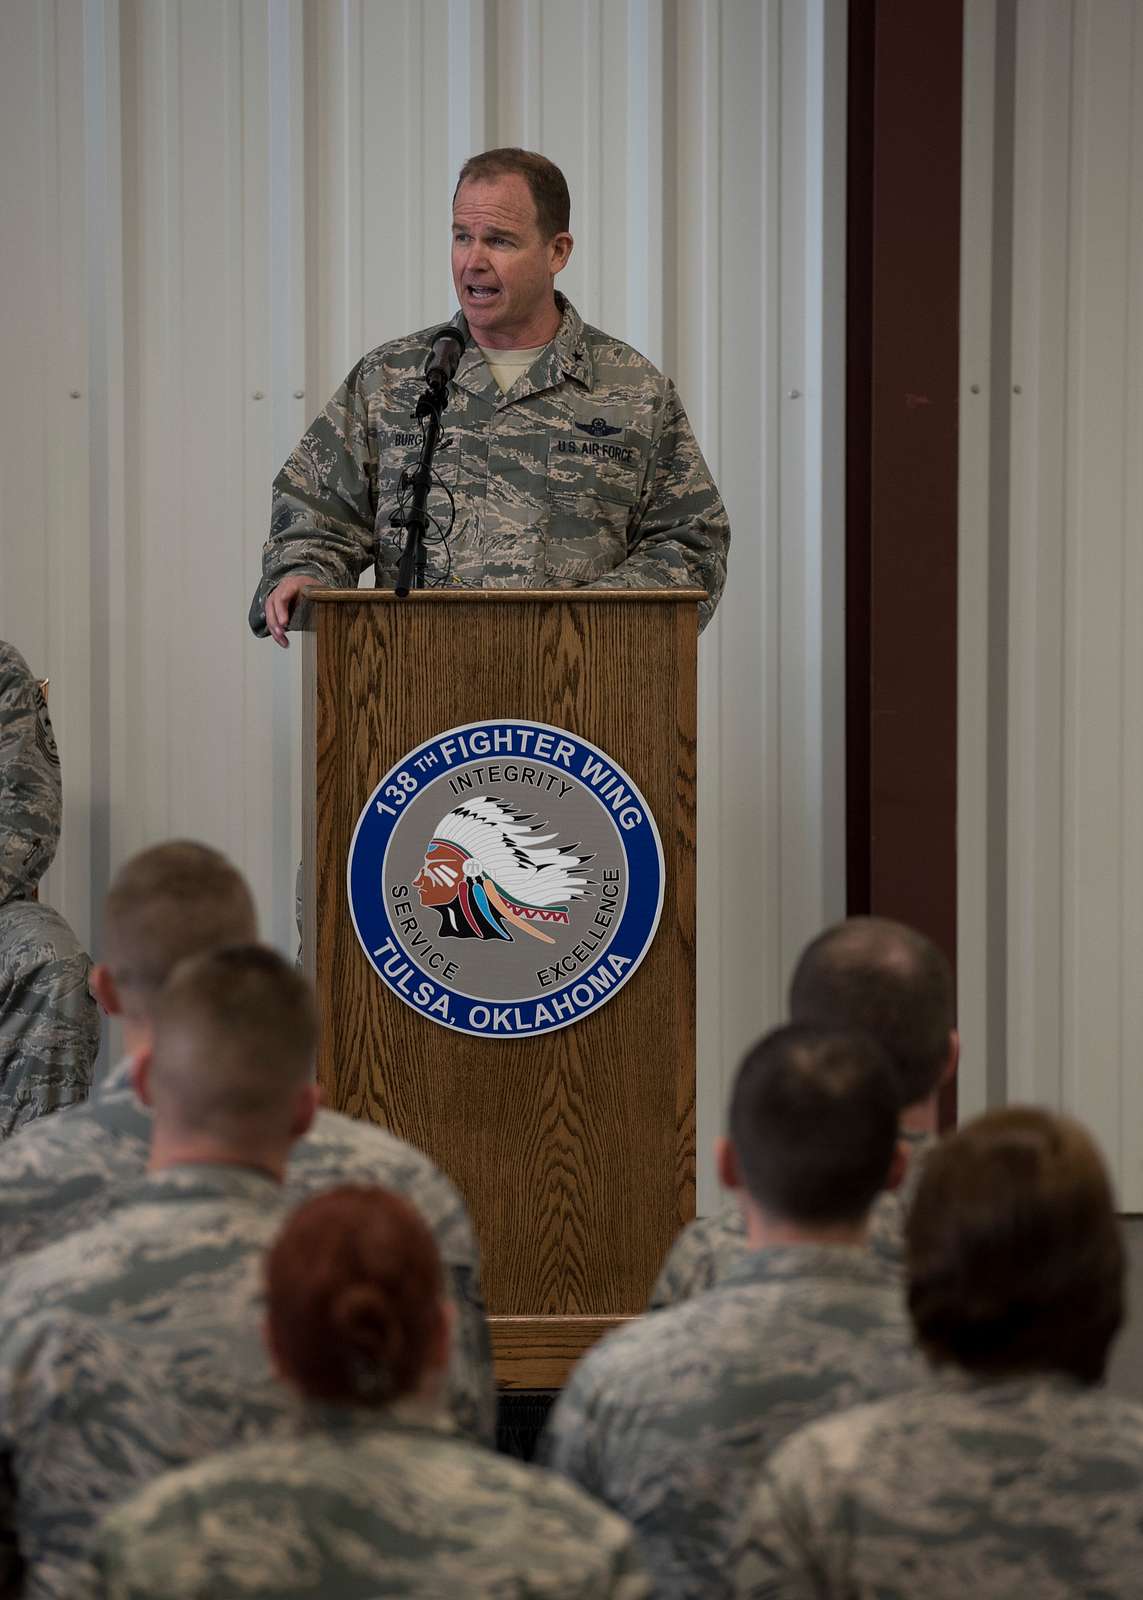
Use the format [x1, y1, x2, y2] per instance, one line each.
[575, 417, 623, 438]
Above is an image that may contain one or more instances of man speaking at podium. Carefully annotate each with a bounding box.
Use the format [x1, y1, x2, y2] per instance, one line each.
[248, 148, 729, 642]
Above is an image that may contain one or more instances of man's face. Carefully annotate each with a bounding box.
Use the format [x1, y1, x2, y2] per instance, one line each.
[413, 842, 468, 908]
[451, 174, 573, 350]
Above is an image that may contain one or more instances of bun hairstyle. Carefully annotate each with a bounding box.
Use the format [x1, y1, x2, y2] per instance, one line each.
[266, 1187, 446, 1408]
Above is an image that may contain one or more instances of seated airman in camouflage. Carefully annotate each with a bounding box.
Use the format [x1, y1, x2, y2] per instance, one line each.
[650, 917, 957, 1309]
[95, 1185, 650, 1600]
[250, 148, 729, 647]
[0, 640, 99, 1135]
[0, 946, 326, 1598]
[0, 840, 495, 1442]
[730, 1108, 1143, 1599]
[540, 1023, 925, 1600]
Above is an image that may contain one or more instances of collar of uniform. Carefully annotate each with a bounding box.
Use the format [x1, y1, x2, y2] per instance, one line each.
[305, 1393, 456, 1441]
[450, 293, 592, 407]
[129, 1162, 283, 1205]
[923, 1367, 1088, 1405]
[718, 1241, 898, 1294]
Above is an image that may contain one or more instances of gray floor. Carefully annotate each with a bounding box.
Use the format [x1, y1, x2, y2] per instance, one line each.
[1107, 1218, 1143, 1401]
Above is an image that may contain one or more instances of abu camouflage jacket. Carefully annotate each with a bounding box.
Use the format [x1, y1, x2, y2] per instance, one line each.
[249, 297, 728, 633]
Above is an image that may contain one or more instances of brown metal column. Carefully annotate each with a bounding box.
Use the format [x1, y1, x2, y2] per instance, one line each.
[847, 1, 963, 963]
[847, 0, 964, 1122]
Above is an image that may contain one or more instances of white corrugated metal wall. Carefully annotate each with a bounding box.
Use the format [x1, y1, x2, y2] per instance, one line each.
[960, 0, 1143, 1205]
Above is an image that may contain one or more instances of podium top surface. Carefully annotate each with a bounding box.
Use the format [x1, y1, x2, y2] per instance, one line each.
[301, 587, 707, 607]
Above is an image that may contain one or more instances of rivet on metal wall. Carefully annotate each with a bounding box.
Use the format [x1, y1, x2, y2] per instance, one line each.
[787, 389, 801, 400]
[252, 390, 264, 401]
[1012, 384, 1022, 394]
[293, 389, 304, 400]
[69, 389, 81, 399]
[970, 383, 981, 394]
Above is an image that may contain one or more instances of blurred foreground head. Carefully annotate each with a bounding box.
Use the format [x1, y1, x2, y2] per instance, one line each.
[98, 841, 257, 1023]
[790, 916, 956, 1110]
[728, 1022, 900, 1227]
[907, 1108, 1124, 1383]
[265, 1186, 450, 1408]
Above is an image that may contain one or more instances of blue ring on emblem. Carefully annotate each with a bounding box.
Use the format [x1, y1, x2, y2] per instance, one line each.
[346, 719, 665, 1038]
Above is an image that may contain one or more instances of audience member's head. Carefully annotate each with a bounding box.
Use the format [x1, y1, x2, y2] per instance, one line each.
[789, 917, 956, 1111]
[138, 944, 318, 1169]
[721, 1023, 901, 1231]
[907, 1108, 1124, 1384]
[94, 841, 258, 1034]
[265, 1186, 451, 1409]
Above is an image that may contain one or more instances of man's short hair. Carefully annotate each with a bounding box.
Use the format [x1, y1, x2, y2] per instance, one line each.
[148, 945, 317, 1141]
[102, 841, 258, 1019]
[453, 148, 571, 238]
[907, 1108, 1124, 1384]
[729, 1023, 900, 1225]
[789, 917, 954, 1109]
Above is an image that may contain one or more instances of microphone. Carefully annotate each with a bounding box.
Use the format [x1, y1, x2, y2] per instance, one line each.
[424, 326, 466, 394]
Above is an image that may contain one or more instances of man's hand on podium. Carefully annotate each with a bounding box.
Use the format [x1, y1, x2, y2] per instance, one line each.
[265, 575, 322, 648]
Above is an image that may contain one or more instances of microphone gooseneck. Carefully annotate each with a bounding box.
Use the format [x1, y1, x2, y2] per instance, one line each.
[394, 327, 466, 597]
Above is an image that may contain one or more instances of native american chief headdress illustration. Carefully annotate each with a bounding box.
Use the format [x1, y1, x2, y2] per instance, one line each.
[413, 796, 594, 943]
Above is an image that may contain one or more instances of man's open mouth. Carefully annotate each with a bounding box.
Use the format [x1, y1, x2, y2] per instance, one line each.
[466, 285, 500, 299]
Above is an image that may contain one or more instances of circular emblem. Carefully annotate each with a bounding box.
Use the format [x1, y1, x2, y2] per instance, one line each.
[347, 719, 664, 1037]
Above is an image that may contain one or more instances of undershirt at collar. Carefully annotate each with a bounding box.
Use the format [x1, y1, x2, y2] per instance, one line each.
[477, 343, 548, 393]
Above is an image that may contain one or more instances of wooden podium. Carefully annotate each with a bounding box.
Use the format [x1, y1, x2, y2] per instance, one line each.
[301, 590, 698, 1387]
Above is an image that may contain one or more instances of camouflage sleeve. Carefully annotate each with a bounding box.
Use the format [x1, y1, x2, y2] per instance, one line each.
[0, 906, 98, 1137]
[536, 1354, 607, 1498]
[446, 1262, 498, 1446]
[647, 1224, 719, 1311]
[0, 644, 61, 907]
[646, 1207, 746, 1311]
[248, 362, 379, 637]
[587, 382, 729, 630]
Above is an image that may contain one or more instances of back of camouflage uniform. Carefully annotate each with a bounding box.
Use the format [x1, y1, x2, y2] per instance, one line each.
[541, 1246, 923, 1599]
[0, 1166, 306, 1599]
[648, 1129, 935, 1309]
[729, 1373, 1143, 1599]
[249, 297, 728, 634]
[2, 1311, 300, 1600]
[96, 1405, 650, 1600]
[0, 642, 99, 1133]
[0, 1098, 495, 1442]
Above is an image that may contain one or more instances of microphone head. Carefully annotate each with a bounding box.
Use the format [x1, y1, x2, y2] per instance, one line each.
[431, 325, 466, 356]
[424, 325, 467, 392]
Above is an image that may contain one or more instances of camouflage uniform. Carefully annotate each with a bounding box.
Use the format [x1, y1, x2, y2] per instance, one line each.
[96, 1403, 650, 1600]
[0, 1308, 297, 1600]
[648, 1129, 934, 1309]
[540, 1246, 923, 1599]
[248, 296, 729, 633]
[0, 642, 99, 1134]
[729, 1372, 1143, 1599]
[0, 1165, 305, 1598]
[0, 1093, 496, 1443]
